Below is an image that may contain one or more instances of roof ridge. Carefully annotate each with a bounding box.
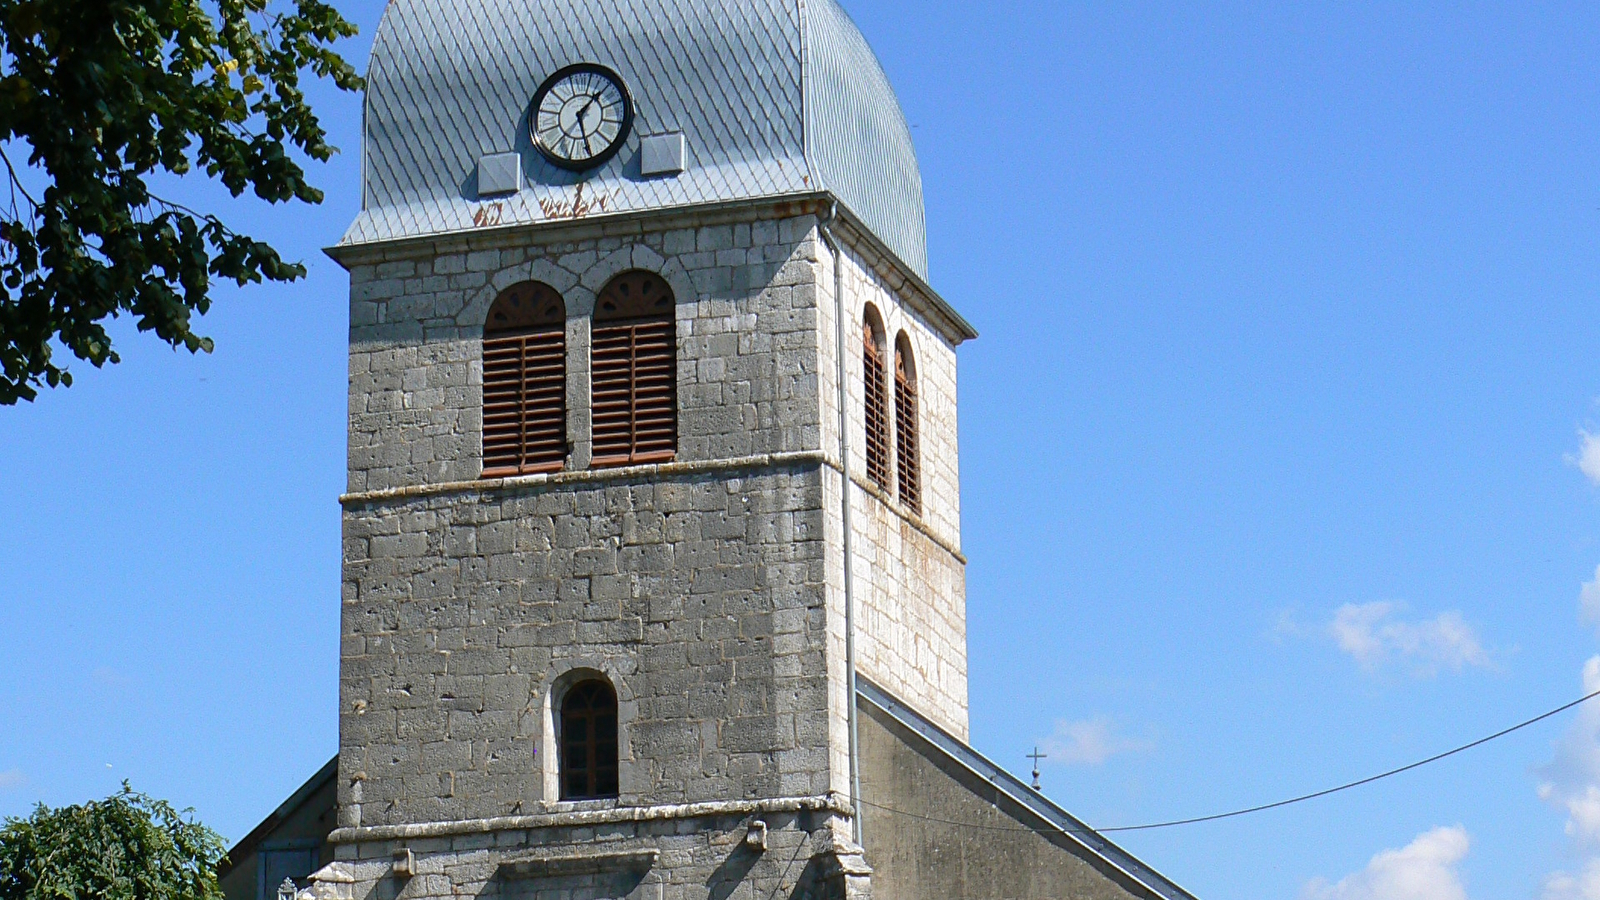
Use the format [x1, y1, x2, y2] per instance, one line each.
[856, 678, 1200, 900]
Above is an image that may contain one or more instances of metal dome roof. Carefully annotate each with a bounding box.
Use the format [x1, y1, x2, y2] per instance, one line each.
[342, 0, 929, 280]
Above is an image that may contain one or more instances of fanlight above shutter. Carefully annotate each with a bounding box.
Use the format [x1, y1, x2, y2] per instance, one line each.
[482, 282, 568, 476]
[592, 272, 677, 467]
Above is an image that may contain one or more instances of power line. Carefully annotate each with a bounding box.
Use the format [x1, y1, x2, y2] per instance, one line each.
[856, 687, 1600, 837]
[1098, 686, 1600, 832]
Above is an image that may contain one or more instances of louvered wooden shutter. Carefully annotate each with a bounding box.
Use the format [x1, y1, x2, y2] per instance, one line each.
[592, 271, 677, 467]
[482, 282, 568, 476]
[863, 320, 891, 489]
[894, 339, 921, 515]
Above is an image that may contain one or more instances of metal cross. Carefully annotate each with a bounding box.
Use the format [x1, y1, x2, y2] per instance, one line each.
[1028, 747, 1047, 791]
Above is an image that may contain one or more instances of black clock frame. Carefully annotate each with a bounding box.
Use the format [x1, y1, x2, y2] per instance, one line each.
[529, 63, 635, 172]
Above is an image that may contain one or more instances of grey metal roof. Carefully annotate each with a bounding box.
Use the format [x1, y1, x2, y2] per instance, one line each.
[342, 0, 930, 280]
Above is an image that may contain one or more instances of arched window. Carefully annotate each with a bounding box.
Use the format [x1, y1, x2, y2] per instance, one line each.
[560, 679, 619, 800]
[894, 334, 921, 514]
[592, 271, 677, 467]
[483, 282, 568, 476]
[862, 307, 890, 490]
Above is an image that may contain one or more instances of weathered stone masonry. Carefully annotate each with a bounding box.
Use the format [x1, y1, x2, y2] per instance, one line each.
[331, 203, 969, 899]
[345, 213, 826, 493]
[339, 466, 833, 825]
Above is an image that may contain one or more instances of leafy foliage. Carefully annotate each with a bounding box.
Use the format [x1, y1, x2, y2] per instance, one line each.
[0, 0, 362, 403]
[0, 785, 228, 900]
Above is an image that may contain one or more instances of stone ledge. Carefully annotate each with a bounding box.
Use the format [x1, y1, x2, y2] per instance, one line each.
[500, 847, 659, 876]
[328, 794, 852, 844]
[847, 472, 966, 564]
[337, 448, 965, 564]
[326, 195, 831, 268]
[339, 451, 829, 507]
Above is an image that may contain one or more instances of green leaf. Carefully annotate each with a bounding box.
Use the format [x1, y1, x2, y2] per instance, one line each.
[0, 0, 364, 404]
[0, 785, 228, 900]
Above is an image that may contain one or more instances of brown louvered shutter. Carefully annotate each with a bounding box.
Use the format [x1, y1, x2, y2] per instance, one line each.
[592, 271, 677, 467]
[482, 282, 568, 476]
[863, 319, 891, 489]
[894, 338, 921, 515]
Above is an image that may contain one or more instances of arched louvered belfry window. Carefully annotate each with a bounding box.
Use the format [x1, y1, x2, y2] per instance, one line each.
[592, 271, 677, 467]
[863, 306, 890, 490]
[894, 334, 921, 515]
[482, 282, 568, 476]
[560, 679, 619, 800]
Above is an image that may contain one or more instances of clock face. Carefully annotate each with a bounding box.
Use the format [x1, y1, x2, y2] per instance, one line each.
[530, 64, 633, 171]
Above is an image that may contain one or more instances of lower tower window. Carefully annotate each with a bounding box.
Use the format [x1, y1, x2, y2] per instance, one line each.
[560, 679, 619, 800]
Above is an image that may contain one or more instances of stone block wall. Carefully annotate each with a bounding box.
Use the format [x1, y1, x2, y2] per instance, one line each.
[344, 212, 825, 494]
[335, 201, 974, 842]
[339, 466, 838, 828]
[842, 486, 968, 741]
[815, 241, 962, 552]
[813, 236, 970, 738]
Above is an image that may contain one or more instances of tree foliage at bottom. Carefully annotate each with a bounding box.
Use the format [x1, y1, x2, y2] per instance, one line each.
[0, 785, 227, 900]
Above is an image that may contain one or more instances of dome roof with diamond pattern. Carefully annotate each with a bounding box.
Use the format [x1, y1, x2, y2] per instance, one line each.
[342, 0, 929, 280]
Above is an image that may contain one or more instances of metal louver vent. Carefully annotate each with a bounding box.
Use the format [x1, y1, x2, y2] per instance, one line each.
[483, 282, 568, 476]
[894, 338, 921, 515]
[592, 272, 677, 467]
[863, 318, 890, 490]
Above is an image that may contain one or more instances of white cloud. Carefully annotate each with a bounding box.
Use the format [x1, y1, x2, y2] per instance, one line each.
[0, 769, 23, 791]
[1535, 567, 1600, 893]
[1538, 658, 1600, 840]
[1301, 826, 1471, 900]
[1581, 570, 1600, 632]
[1039, 717, 1152, 767]
[1571, 432, 1600, 488]
[1544, 861, 1600, 900]
[1569, 786, 1600, 843]
[1539, 657, 1600, 892]
[1329, 603, 1491, 676]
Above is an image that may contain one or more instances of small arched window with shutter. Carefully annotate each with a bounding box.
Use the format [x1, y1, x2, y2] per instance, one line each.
[863, 307, 890, 490]
[560, 679, 619, 801]
[592, 271, 677, 467]
[482, 282, 567, 476]
[894, 334, 921, 515]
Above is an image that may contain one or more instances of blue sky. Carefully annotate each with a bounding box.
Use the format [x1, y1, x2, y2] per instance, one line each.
[1, 2, 1598, 898]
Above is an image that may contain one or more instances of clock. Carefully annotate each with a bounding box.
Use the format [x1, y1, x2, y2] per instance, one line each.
[530, 63, 634, 171]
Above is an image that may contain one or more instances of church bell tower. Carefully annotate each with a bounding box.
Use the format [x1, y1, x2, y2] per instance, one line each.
[325, 1, 975, 898]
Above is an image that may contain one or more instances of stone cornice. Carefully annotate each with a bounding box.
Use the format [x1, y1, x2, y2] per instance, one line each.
[324, 195, 832, 268]
[338, 450, 965, 563]
[328, 793, 852, 844]
[339, 451, 829, 507]
[324, 193, 976, 348]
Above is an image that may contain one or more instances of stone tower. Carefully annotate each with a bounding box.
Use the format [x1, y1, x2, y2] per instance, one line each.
[326, 1, 976, 897]
[308, 2, 1199, 899]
